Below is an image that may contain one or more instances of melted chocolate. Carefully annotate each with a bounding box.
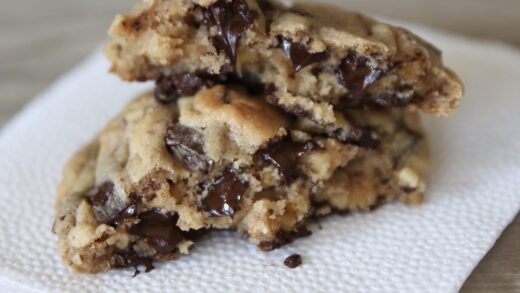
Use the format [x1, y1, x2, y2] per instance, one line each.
[336, 51, 382, 98]
[284, 254, 302, 268]
[277, 36, 329, 73]
[129, 211, 185, 254]
[165, 124, 211, 172]
[202, 169, 248, 217]
[258, 227, 312, 251]
[202, 0, 256, 71]
[259, 137, 316, 183]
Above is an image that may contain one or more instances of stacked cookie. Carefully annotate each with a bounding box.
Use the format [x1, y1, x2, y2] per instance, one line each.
[54, 0, 463, 273]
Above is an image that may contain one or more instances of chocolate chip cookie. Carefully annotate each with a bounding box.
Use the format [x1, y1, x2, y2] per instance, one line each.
[54, 85, 428, 273]
[106, 0, 463, 126]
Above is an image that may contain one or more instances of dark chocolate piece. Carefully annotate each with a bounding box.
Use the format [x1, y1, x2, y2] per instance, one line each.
[367, 84, 419, 108]
[88, 182, 127, 223]
[259, 226, 312, 251]
[402, 187, 417, 193]
[110, 204, 138, 226]
[201, 0, 256, 70]
[336, 51, 382, 98]
[259, 137, 316, 183]
[129, 211, 185, 254]
[277, 36, 328, 73]
[257, 0, 275, 12]
[155, 73, 215, 104]
[165, 124, 211, 172]
[239, 70, 265, 95]
[202, 169, 248, 217]
[184, 14, 200, 28]
[284, 254, 302, 268]
[155, 71, 266, 103]
[357, 126, 381, 149]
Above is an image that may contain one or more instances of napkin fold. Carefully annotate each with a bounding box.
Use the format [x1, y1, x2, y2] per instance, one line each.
[0, 21, 520, 293]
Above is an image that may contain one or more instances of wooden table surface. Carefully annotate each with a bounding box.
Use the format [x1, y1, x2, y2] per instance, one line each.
[1, 0, 518, 291]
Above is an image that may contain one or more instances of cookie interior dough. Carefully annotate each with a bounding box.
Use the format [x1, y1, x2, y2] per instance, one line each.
[54, 86, 428, 273]
[106, 0, 463, 126]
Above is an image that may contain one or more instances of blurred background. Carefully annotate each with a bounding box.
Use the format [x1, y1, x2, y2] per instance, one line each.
[0, 0, 519, 291]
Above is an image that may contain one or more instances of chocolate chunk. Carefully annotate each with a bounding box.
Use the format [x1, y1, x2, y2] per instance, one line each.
[336, 51, 382, 98]
[110, 204, 138, 226]
[369, 84, 418, 108]
[201, 0, 256, 70]
[202, 169, 248, 217]
[332, 125, 380, 149]
[88, 182, 127, 223]
[341, 82, 422, 109]
[259, 227, 312, 251]
[402, 187, 417, 193]
[239, 70, 265, 95]
[184, 14, 200, 28]
[155, 73, 215, 104]
[259, 137, 317, 183]
[277, 36, 329, 73]
[357, 127, 381, 149]
[257, 0, 274, 11]
[165, 124, 211, 172]
[284, 254, 302, 269]
[114, 251, 155, 277]
[129, 211, 185, 254]
[90, 181, 114, 206]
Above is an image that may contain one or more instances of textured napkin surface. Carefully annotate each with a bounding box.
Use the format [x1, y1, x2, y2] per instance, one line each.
[1, 22, 520, 293]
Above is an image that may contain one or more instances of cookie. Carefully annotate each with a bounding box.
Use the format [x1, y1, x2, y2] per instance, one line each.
[105, 0, 463, 126]
[54, 85, 428, 273]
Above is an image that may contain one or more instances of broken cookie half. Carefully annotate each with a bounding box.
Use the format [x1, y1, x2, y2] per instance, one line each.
[54, 86, 428, 273]
[106, 0, 463, 126]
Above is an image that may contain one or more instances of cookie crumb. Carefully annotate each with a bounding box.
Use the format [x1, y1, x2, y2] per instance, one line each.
[284, 254, 302, 268]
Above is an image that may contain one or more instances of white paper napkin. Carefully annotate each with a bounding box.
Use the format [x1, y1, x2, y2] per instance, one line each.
[1, 21, 520, 293]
